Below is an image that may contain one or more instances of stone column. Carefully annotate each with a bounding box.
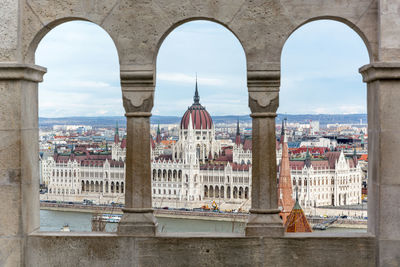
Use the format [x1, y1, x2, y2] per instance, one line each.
[117, 68, 157, 236]
[360, 62, 400, 266]
[245, 67, 284, 237]
[0, 63, 46, 265]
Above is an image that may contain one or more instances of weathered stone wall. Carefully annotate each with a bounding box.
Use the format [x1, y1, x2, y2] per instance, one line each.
[0, 0, 399, 266]
[27, 233, 375, 267]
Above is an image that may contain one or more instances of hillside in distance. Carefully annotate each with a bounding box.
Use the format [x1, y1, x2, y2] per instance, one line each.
[39, 114, 367, 128]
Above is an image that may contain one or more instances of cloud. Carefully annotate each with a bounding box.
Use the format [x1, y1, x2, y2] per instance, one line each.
[36, 20, 368, 117]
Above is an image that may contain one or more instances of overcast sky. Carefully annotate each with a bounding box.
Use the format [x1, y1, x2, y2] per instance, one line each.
[36, 20, 369, 118]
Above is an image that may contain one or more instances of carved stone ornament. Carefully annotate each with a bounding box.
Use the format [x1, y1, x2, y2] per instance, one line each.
[120, 69, 155, 114]
[248, 91, 279, 114]
[122, 90, 154, 114]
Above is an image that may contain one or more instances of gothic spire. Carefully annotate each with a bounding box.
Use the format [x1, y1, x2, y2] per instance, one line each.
[114, 121, 120, 144]
[156, 124, 162, 144]
[278, 125, 294, 224]
[280, 118, 287, 144]
[235, 118, 241, 146]
[194, 74, 200, 104]
[305, 147, 311, 168]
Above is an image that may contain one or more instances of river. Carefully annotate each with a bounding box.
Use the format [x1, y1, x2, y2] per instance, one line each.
[40, 210, 246, 233]
[40, 210, 366, 233]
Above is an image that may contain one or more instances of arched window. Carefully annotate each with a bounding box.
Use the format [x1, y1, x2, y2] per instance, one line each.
[239, 187, 243, 199]
[153, 169, 157, 181]
[245, 187, 249, 199]
[233, 187, 238, 199]
[227, 186, 231, 199]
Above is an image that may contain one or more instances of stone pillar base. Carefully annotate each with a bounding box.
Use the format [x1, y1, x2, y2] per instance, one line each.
[118, 208, 157, 236]
[245, 209, 284, 237]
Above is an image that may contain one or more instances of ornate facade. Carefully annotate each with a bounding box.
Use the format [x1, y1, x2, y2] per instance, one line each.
[150, 82, 252, 210]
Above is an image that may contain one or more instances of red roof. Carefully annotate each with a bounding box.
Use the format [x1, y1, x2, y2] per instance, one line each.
[285, 200, 312, 233]
[243, 139, 252, 150]
[180, 103, 213, 130]
[120, 138, 126, 149]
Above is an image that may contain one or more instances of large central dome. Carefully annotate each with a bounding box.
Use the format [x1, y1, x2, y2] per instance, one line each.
[180, 80, 213, 130]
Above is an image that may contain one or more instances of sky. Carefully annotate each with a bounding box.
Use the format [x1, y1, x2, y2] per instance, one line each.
[36, 20, 369, 118]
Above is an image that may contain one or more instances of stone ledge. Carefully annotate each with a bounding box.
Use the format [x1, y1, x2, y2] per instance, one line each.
[0, 63, 46, 82]
[359, 62, 400, 83]
[26, 233, 376, 266]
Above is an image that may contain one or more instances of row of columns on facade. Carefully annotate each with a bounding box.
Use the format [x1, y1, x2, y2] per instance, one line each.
[3, 62, 397, 237]
[204, 185, 250, 199]
[81, 180, 125, 194]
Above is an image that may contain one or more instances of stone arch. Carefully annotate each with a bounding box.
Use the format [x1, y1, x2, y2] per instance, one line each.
[245, 187, 249, 199]
[215, 186, 220, 198]
[26, 18, 121, 64]
[154, 18, 247, 67]
[281, 17, 374, 63]
[209, 186, 214, 199]
[227, 186, 231, 199]
[204, 185, 208, 198]
[220, 186, 225, 198]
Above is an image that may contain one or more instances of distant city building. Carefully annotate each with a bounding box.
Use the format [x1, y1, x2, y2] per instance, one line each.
[150, 81, 252, 210]
[40, 82, 363, 211]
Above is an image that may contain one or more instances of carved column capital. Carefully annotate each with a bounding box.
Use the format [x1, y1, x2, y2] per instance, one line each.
[359, 62, 400, 83]
[247, 69, 280, 116]
[120, 68, 154, 115]
[0, 63, 47, 82]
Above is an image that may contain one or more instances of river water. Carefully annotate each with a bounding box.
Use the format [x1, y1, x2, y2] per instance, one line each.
[40, 210, 246, 233]
[40, 210, 366, 233]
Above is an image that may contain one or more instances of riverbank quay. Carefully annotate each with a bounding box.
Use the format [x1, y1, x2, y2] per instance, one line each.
[40, 202, 367, 227]
[40, 202, 249, 222]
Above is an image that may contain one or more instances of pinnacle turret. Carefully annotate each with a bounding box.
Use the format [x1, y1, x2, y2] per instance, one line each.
[193, 74, 200, 104]
[114, 121, 120, 144]
[235, 119, 241, 146]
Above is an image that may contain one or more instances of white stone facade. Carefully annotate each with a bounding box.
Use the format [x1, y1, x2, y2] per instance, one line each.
[290, 151, 362, 208]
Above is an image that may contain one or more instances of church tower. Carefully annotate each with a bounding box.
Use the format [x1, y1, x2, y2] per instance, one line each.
[278, 122, 295, 224]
